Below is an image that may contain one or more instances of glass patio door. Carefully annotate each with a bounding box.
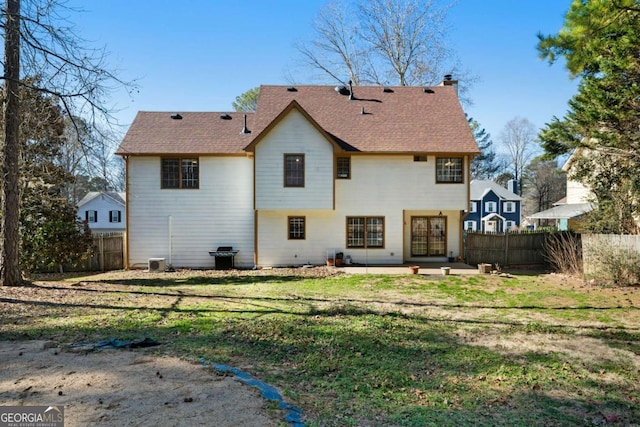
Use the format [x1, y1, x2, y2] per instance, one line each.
[411, 217, 446, 257]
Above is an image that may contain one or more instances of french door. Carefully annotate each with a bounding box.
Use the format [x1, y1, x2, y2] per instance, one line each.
[411, 216, 446, 257]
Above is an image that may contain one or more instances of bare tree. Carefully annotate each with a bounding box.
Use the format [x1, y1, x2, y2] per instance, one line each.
[296, 1, 371, 85]
[523, 156, 566, 218]
[1, 0, 134, 286]
[358, 0, 452, 86]
[499, 117, 538, 195]
[295, 0, 471, 91]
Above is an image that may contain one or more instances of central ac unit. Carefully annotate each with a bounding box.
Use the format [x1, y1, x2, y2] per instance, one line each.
[148, 258, 166, 273]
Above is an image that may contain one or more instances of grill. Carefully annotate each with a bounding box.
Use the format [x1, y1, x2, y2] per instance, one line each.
[208, 246, 239, 270]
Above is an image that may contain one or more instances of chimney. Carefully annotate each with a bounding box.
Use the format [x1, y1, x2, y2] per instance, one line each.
[439, 74, 458, 95]
[507, 179, 518, 195]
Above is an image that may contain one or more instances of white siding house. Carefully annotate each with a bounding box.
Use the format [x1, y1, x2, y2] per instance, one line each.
[118, 82, 479, 269]
[77, 192, 126, 233]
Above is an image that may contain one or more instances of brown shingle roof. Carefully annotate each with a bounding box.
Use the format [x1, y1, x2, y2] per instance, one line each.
[252, 85, 478, 153]
[117, 111, 255, 155]
[117, 85, 479, 155]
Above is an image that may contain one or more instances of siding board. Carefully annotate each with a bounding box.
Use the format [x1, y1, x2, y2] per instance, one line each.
[127, 156, 254, 268]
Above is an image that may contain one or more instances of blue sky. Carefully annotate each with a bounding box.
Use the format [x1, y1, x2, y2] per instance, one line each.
[69, 0, 577, 147]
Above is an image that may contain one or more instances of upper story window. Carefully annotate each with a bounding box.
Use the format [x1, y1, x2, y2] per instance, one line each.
[284, 154, 304, 187]
[109, 210, 122, 223]
[336, 157, 350, 179]
[436, 157, 463, 183]
[86, 210, 97, 223]
[288, 216, 305, 240]
[162, 158, 199, 189]
[470, 201, 477, 213]
[413, 155, 428, 162]
[504, 202, 516, 213]
[485, 201, 497, 213]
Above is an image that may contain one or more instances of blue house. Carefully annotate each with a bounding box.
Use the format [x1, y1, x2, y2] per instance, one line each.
[465, 180, 523, 232]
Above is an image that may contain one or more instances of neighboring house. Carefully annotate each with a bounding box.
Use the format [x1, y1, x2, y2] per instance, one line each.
[527, 154, 594, 231]
[117, 81, 479, 269]
[464, 180, 523, 233]
[77, 191, 126, 233]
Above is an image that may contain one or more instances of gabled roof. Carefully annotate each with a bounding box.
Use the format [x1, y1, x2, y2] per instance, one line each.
[244, 100, 342, 152]
[470, 180, 523, 201]
[78, 192, 126, 208]
[251, 85, 479, 153]
[117, 84, 479, 155]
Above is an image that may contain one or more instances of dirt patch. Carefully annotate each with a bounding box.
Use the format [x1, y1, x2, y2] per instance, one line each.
[0, 340, 280, 427]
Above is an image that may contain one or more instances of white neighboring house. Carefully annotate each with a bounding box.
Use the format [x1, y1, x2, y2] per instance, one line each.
[527, 153, 594, 231]
[117, 81, 479, 269]
[77, 192, 126, 233]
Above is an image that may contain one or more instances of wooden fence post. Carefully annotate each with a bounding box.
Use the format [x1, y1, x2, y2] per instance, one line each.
[99, 234, 105, 272]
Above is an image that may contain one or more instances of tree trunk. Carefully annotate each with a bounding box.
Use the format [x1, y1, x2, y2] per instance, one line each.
[1, 0, 23, 286]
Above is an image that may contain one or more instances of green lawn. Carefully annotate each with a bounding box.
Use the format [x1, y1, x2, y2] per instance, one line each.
[1, 269, 639, 426]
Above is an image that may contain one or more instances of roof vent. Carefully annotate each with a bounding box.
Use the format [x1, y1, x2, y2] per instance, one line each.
[170, 113, 182, 120]
[348, 80, 354, 100]
[287, 86, 297, 92]
[240, 114, 251, 134]
[383, 87, 394, 93]
[423, 88, 434, 93]
[444, 74, 453, 81]
[220, 113, 232, 120]
[335, 85, 350, 96]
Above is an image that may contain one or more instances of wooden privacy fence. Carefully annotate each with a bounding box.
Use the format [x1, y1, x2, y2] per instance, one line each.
[80, 232, 125, 272]
[464, 231, 548, 267]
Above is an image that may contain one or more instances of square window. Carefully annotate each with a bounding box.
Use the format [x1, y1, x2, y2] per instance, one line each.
[284, 154, 304, 187]
[162, 158, 199, 189]
[347, 217, 384, 248]
[436, 157, 463, 183]
[485, 201, 497, 213]
[288, 217, 305, 240]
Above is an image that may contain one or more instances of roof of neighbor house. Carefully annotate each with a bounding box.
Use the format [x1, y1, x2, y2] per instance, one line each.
[78, 191, 126, 208]
[470, 180, 523, 201]
[527, 203, 593, 220]
[117, 84, 479, 155]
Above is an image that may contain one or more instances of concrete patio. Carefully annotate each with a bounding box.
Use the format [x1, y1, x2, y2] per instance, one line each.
[338, 262, 479, 275]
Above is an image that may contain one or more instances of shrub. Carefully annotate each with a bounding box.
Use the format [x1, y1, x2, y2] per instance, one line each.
[543, 232, 583, 276]
[583, 236, 640, 286]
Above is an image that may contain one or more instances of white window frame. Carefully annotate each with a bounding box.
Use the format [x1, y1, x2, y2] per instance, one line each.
[470, 201, 477, 213]
[485, 201, 497, 213]
[504, 202, 516, 213]
[86, 210, 97, 223]
[109, 210, 122, 223]
[464, 220, 477, 231]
